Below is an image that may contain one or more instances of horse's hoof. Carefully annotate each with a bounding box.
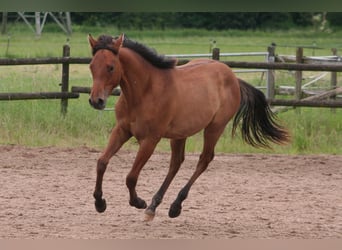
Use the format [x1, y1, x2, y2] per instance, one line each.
[95, 198, 107, 213]
[130, 197, 147, 209]
[169, 202, 182, 218]
[144, 208, 155, 222]
[144, 213, 155, 222]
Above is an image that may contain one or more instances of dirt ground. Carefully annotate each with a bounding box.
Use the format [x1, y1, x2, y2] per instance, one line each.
[0, 145, 341, 239]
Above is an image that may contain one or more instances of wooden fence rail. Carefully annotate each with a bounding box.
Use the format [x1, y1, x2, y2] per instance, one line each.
[0, 57, 90, 65]
[270, 99, 342, 108]
[1, 44, 342, 114]
[1, 57, 342, 71]
[0, 92, 79, 100]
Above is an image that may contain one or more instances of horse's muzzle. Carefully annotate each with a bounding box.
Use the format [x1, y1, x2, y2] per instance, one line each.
[89, 97, 106, 110]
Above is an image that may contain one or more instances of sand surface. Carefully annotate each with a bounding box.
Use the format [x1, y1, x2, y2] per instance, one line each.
[0, 145, 341, 239]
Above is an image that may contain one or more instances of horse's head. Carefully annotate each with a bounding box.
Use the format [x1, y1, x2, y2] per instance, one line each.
[88, 34, 124, 110]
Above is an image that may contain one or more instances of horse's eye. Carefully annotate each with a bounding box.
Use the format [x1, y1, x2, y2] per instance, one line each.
[107, 65, 114, 73]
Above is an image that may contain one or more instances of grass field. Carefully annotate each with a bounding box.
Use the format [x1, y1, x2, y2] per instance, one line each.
[0, 24, 341, 154]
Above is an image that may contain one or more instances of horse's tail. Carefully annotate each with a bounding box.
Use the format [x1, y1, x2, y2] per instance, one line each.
[232, 78, 290, 148]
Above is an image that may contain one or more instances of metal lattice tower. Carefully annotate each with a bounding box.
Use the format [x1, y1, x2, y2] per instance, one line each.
[1, 12, 72, 36]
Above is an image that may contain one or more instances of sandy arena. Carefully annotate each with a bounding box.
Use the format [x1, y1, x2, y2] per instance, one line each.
[0, 145, 341, 239]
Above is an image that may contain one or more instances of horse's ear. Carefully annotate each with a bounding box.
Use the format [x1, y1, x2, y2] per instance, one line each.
[120, 33, 125, 43]
[113, 33, 125, 51]
[88, 34, 97, 48]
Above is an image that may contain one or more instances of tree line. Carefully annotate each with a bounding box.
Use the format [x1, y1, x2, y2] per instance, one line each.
[3, 12, 342, 31]
[70, 12, 342, 30]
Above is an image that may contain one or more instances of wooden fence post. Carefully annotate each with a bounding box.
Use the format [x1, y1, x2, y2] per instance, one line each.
[1, 12, 8, 34]
[295, 47, 303, 100]
[212, 48, 220, 60]
[331, 48, 338, 112]
[331, 48, 338, 91]
[61, 44, 70, 116]
[266, 45, 275, 100]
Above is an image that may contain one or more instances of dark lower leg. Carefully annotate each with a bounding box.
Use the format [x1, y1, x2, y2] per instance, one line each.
[93, 159, 108, 213]
[93, 126, 131, 213]
[168, 122, 228, 218]
[126, 174, 147, 209]
[145, 139, 186, 219]
[169, 184, 191, 218]
[169, 151, 215, 218]
[126, 139, 159, 209]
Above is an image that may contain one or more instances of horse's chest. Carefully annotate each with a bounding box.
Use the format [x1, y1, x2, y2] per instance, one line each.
[129, 118, 160, 141]
[117, 98, 168, 140]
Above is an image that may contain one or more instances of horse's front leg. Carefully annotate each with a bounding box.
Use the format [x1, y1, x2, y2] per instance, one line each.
[94, 125, 131, 213]
[126, 138, 160, 210]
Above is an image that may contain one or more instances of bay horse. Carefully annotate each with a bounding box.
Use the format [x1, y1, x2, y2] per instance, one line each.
[88, 34, 289, 221]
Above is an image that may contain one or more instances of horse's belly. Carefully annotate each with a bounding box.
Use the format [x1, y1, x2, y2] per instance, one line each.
[163, 126, 203, 139]
[163, 112, 214, 139]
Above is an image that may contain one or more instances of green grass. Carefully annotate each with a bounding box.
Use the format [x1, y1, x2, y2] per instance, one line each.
[1, 24, 342, 154]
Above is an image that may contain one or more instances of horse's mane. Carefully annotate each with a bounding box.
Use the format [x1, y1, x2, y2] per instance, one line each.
[123, 37, 177, 69]
[93, 35, 177, 69]
[92, 35, 118, 56]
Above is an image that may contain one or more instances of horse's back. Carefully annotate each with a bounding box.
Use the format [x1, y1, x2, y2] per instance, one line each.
[174, 58, 240, 106]
[162, 58, 240, 138]
[175, 59, 238, 87]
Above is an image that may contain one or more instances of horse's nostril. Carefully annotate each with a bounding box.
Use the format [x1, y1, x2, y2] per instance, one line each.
[98, 98, 104, 106]
[89, 97, 105, 110]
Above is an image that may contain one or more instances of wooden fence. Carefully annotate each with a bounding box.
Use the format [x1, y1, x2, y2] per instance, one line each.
[1, 45, 342, 115]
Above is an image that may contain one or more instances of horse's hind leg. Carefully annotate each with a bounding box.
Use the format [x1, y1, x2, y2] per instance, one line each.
[145, 138, 186, 221]
[168, 124, 225, 218]
[94, 125, 131, 213]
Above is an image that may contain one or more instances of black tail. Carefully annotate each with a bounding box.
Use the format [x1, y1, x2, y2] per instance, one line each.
[232, 78, 290, 148]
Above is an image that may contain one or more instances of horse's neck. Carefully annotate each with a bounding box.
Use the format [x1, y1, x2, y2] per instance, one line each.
[118, 49, 150, 107]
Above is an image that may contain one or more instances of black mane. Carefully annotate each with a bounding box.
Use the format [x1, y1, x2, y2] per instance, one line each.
[123, 38, 177, 69]
[93, 35, 177, 69]
[92, 35, 118, 55]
